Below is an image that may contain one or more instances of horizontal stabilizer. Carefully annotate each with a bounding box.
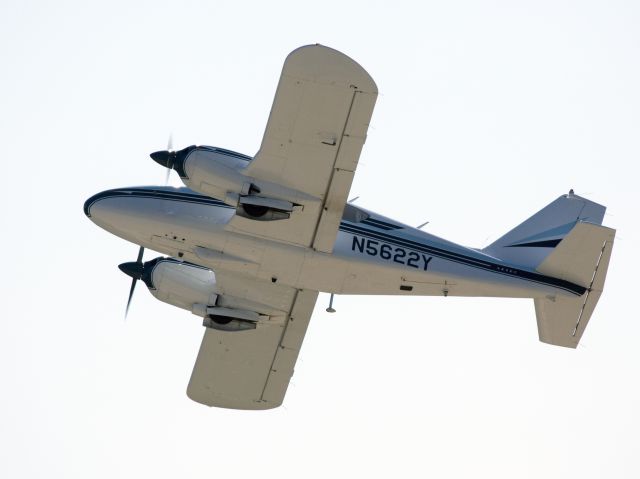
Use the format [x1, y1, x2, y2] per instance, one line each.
[534, 222, 615, 348]
[536, 222, 616, 287]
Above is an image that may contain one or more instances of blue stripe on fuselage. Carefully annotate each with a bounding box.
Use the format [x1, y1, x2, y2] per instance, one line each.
[83, 187, 233, 217]
[83, 187, 585, 296]
[340, 223, 585, 296]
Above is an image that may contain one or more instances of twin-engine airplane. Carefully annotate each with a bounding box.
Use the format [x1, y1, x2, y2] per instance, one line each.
[85, 45, 615, 410]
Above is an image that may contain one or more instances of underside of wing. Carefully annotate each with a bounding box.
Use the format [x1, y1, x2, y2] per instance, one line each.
[226, 44, 378, 253]
[187, 280, 318, 409]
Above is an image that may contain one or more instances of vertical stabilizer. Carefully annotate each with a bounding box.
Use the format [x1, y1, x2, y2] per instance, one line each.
[483, 192, 606, 269]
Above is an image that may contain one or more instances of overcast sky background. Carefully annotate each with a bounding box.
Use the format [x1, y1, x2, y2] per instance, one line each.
[1, 1, 639, 477]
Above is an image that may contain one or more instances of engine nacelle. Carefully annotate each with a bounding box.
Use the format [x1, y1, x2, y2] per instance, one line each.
[160, 145, 304, 221]
[174, 145, 252, 203]
[129, 256, 263, 331]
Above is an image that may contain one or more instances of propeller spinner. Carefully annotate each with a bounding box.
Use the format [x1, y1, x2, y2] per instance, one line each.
[150, 142, 195, 180]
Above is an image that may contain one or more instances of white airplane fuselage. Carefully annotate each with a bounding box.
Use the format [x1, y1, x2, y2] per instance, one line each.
[82, 45, 614, 410]
[84, 186, 584, 301]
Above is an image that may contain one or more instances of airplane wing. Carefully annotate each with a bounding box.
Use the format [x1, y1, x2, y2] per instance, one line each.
[186, 271, 318, 409]
[226, 44, 378, 253]
[188, 46, 374, 408]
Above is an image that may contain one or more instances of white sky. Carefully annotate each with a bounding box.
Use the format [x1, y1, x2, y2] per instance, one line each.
[1, 1, 639, 477]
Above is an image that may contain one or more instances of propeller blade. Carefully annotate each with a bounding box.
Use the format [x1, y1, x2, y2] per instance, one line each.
[164, 134, 174, 185]
[125, 278, 137, 319]
[122, 245, 145, 319]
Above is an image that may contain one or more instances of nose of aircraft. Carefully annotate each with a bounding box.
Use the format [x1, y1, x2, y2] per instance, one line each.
[83, 193, 97, 218]
[84, 187, 174, 247]
[83, 190, 127, 227]
[83, 189, 150, 237]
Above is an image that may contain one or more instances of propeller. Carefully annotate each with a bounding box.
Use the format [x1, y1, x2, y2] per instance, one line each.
[119, 245, 145, 319]
[149, 134, 176, 185]
[151, 139, 197, 184]
[164, 134, 173, 185]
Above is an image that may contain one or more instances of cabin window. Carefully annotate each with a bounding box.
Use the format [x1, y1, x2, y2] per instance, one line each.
[342, 204, 369, 223]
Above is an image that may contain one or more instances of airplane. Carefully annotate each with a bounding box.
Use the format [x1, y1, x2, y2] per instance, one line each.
[84, 44, 615, 410]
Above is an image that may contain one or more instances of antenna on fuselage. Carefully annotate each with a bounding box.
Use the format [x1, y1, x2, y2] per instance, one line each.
[417, 221, 429, 229]
[348, 196, 360, 203]
[326, 293, 336, 313]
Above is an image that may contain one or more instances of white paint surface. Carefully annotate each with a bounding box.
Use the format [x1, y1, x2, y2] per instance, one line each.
[1, 1, 639, 477]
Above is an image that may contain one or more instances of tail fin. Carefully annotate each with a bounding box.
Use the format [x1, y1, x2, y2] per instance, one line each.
[483, 192, 615, 348]
[482, 192, 606, 269]
[534, 222, 615, 348]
